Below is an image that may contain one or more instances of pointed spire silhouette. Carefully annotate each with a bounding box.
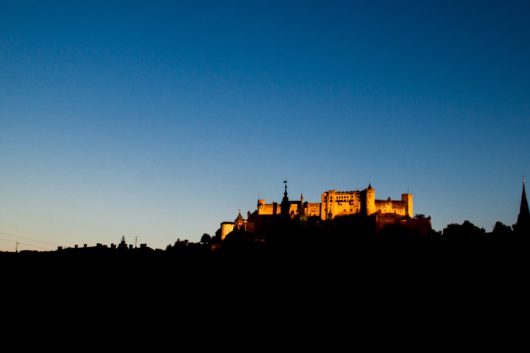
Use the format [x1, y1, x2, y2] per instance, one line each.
[236, 208, 243, 219]
[518, 177, 529, 225]
[281, 179, 290, 216]
[234, 209, 245, 230]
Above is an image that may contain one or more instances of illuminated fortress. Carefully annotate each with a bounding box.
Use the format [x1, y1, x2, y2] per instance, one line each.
[220, 182, 419, 240]
[257, 183, 412, 220]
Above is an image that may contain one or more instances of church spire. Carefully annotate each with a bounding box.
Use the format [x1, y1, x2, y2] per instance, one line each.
[518, 177, 529, 218]
[281, 179, 290, 216]
[516, 177, 529, 233]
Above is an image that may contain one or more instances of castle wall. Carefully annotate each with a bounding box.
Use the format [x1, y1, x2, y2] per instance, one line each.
[375, 200, 407, 216]
[331, 199, 361, 217]
[321, 190, 363, 220]
[306, 203, 321, 217]
[257, 201, 306, 216]
[320, 188, 412, 219]
[258, 200, 282, 215]
[220, 222, 235, 240]
[258, 203, 276, 215]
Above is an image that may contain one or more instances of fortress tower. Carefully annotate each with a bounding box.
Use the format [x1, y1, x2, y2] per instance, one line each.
[360, 184, 376, 216]
[402, 193, 413, 218]
[366, 184, 376, 215]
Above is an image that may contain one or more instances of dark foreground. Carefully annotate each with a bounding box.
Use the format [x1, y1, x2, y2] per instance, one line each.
[1, 236, 528, 348]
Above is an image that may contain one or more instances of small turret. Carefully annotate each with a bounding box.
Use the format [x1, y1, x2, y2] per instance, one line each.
[234, 209, 244, 222]
[365, 184, 376, 215]
[281, 179, 290, 216]
[234, 209, 246, 231]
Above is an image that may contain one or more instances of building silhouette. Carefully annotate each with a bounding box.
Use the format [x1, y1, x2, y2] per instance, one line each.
[515, 178, 530, 234]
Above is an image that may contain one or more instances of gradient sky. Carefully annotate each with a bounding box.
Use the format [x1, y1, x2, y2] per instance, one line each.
[1, 0, 529, 251]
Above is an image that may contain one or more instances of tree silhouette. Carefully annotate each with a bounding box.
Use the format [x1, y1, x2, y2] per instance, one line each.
[492, 221, 513, 236]
[200, 233, 212, 244]
[442, 220, 486, 240]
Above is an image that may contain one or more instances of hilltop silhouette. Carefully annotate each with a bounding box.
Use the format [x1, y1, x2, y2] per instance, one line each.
[1, 181, 528, 346]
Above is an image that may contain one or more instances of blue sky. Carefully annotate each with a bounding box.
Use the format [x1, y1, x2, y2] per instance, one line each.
[1, 0, 529, 250]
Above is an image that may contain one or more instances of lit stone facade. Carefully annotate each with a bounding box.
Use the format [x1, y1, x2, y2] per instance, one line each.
[257, 184, 413, 220]
[220, 210, 247, 240]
